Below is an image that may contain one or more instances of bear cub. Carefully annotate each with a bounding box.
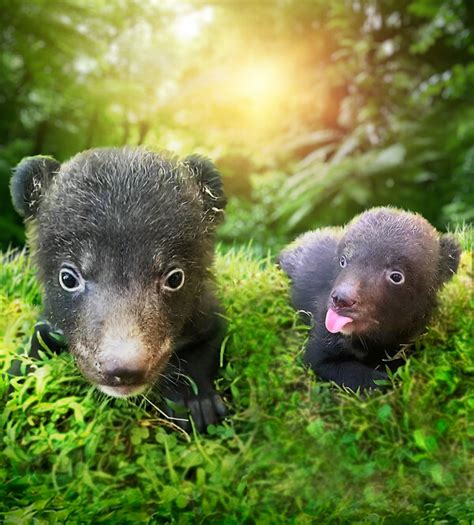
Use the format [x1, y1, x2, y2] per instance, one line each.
[10, 147, 227, 431]
[279, 207, 461, 391]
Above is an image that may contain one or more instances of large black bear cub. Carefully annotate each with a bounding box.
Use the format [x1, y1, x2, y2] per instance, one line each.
[11, 147, 227, 431]
[279, 207, 461, 391]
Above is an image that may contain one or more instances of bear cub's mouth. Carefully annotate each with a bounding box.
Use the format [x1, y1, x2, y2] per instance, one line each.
[97, 383, 148, 398]
[325, 304, 377, 336]
[325, 307, 354, 334]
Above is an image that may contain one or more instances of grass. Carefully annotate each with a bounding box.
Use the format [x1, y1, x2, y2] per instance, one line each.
[0, 231, 473, 524]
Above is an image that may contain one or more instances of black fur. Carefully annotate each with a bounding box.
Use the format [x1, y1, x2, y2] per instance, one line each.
[10, 147, 227, 432]
[438, 234, 462, 284]
[279, 207, 461, 391]
[10, 156, 61, 218]
[184, 154, 227, 219]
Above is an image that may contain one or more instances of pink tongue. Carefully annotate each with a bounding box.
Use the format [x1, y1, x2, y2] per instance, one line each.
[325, 309, 353, 334]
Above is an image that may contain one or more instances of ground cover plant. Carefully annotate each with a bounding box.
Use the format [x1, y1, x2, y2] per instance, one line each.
[0, 229, 472, 523]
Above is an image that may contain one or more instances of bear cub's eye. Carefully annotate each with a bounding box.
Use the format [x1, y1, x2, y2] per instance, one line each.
[388, 271, 405, 285]
[339, 255, 347, 268]
[163, 268, 185, 291]
[59, 265, 84, 292]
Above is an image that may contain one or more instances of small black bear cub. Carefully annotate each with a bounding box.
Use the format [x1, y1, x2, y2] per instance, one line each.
[279, 207, 461, 390]
[10, 148, 227, 431]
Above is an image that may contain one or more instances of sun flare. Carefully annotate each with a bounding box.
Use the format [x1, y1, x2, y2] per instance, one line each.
[238, 62, 288, 103]
[172, 6, 214, 41]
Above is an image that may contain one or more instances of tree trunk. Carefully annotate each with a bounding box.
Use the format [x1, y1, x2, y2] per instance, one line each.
[122, 117, 130, 145]
[137, 121, 151, 145]
[84, 107, 99, 149]
[32, 120, 49, 154]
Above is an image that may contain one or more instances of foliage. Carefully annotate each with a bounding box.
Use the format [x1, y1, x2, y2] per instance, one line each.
[1, 1, 474, 249]
[218, 0, 474, 240]
[218, 171, 290, 254]
[270, 0, 474, 232]
[1, 231, 472, 522]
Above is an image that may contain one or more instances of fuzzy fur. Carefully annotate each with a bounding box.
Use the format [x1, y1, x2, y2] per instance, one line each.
[11, 147, 227, 431]
[279, 207, 461, 390]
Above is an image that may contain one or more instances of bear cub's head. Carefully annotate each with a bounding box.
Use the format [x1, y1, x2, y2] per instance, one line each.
[11, 148, 226, 397]
[325, 208, 460, 342]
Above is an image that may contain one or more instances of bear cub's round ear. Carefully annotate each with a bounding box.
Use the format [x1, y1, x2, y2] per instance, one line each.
[438, 234, 461, 285]
[183, 155, 227, 225]
[10, 156, 61, 219]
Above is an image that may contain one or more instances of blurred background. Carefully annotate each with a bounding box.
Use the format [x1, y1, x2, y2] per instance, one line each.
[1, 0, 473, 252]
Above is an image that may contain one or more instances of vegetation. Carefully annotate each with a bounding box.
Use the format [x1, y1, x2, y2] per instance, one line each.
[1, 232, 472, 522]
[1, 0, 474, 249]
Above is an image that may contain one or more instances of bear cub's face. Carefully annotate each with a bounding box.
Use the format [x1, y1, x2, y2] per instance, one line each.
[11, 148, 226, 397]
[325, 209, 460, 342]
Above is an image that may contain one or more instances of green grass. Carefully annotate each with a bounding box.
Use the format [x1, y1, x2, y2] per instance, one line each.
[1, 232, 473, 523]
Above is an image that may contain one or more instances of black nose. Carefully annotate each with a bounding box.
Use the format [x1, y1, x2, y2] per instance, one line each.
[101, 362, 146, 386]
[331, 285, 358, 309]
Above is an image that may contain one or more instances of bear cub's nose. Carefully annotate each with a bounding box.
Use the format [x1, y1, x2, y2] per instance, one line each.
[101, 362, 147, 386]
[331, 285, 358, 310]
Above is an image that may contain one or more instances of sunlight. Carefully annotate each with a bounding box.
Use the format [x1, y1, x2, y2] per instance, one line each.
[239, 62, 286, 103]
[224, 58, 293, 128]
[173, 6, 214, 41]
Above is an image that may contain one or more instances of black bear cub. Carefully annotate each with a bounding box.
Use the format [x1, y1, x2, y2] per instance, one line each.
[10, 147, 227, 431]
[279, 207, 461, 391]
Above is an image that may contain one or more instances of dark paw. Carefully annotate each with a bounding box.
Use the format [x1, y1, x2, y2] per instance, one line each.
[338, 370, 390, 392]
[360, 370, 390, 392]
[162, 392, 227, 433]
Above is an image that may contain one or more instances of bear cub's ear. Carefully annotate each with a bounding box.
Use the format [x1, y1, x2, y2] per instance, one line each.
[438, 234, 461, 285]
[10, 156, 61, 219]
[183, 155, 227, 225]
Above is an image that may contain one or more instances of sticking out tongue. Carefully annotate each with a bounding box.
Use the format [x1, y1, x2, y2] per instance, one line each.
[325, 308, 353, 334]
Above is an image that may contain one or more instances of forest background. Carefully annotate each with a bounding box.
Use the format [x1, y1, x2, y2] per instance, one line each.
[1, 0, 473, 252]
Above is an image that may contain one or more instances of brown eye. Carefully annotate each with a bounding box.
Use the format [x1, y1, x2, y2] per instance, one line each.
[163, 268, 185, 291]
[339, 255, 347, 268]
[59, 265, 84, 292]
[388, 271, 405, 285]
